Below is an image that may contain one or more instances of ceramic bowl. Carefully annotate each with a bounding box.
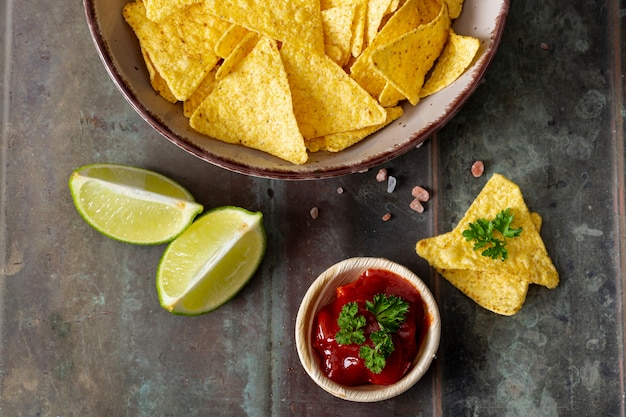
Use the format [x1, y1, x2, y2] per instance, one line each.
[84, 0, 509, 179]
[295, 257, 441, 402]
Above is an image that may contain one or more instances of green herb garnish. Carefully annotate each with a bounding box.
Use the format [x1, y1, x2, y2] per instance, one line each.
[335, 294, 409, 374]
[461, 208, 523, 261]
[335, 302, 366, 345]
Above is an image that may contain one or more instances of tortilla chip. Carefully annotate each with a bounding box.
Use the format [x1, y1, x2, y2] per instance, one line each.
[216, 32, 260, 80]
[365, 0, 394, 47]
[435, 212, 543, 316]
[143, 0, 202, 22]
[189, 37, 308, 164]
[321, 5, 357, 65]
[420, 29, 480, 98]
[438, 268, 529, 316]
[140, 47, 178, 103]
[123, 1, 229, 101]
[378, 82, 404, 107]
[416, 173, 559, 288]
[370, 0, 450, 104]
[445, 0, 464, 19]
[204, 0, 325, 55]
[280, 43, 386, 139]
[305, 105, 403, 151]
[349, 0, 433, 98]
[183, 67, 218, 118]
[214, 24, 251, 59]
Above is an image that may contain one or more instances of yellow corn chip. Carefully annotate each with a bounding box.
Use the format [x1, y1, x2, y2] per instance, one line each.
[324, 44, 347, 66]
[416, 173, 559, 288]
[321, 5, 357, 65]
[183, 67, 218, 118]
[143, 0, 201, 22]
[216, 32, 260, 80]
[281, 43, 386, 139]
[305, 105, 403, 152]
[445, 0, 464, 19]
[123, 1, 229, 101]
[204, 0, 325, 55]
[140, 47, 178, 103]
[350, 0, 368, 57]
[365, 0, 394, 47]
[439, 268, 529, 315]
[385, 0, 401, 14]
[214, 24, 251, 59]
[435, 212, 543, 316]
[420, 29, 480, 98]
[349, 0, 431, 99]
[189, 37, 308, 165]
[370, 0, 450, 104]
[378, 82, 404, 107]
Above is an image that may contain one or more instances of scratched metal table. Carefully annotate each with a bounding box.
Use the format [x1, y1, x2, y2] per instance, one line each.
[1, 0, 625, 416]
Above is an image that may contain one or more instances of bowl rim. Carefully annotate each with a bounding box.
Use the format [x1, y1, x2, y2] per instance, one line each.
[295, 257, 441, 402]
[83, 0, 510, 180]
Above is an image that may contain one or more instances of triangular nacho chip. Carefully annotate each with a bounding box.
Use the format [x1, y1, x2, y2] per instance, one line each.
[305, 105, 403, 152]
[321, 5, 357, 65]
[189, 37, 308, 164]
[204, 0, 325, 55]
[435, 212, 543, 316]
[416, 173, 559, 288]
[349, 0, 433, 98]
[420, 29, 480, 98]
[370, 0, 450, 104]
[183, 67, 218, 118]
[281, 43, 386, 139]
[123, 1, 229, 101]
[214, 24, 251, 59]
[140, 47, 178, 104]
[445, 0, 464, 19]
[438, 268, 530, 316]
[364, 0, 394, 47]
[143, 0, 202, 22]
[215, 32, 260, 80]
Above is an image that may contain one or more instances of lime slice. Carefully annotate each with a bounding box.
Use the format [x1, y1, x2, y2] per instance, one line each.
[69, 163, 203, 245]
[156, 206, 266, 315]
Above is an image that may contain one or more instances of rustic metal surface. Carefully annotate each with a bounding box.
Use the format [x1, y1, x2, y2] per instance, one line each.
[1, 0, 624, 416]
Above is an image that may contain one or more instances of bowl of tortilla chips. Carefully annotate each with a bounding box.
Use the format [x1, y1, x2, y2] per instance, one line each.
[84, 0, 509, 179]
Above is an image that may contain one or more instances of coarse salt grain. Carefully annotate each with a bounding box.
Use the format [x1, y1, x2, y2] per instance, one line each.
[376, 168, 388, 182]
[387, 176, 397, 193]
[411, 186, 430, 202]
[471, 160, 485, 178]
[310, 207, 319, 219]
[410, 199, 424, 213]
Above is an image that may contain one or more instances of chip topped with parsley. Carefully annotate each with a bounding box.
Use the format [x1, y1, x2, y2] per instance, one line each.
[416, 173, 559, 315]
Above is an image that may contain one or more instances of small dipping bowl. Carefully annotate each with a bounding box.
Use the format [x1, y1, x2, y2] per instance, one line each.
[295, 257, 441, 402]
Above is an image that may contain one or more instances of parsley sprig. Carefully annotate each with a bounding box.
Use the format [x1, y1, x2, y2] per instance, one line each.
[461, 208, 522, 261]
[335, 294, 409, 374]
[335, 302, 366, 345]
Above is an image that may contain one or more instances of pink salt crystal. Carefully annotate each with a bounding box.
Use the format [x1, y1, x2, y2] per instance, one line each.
[410, 198, 424, 213]
[471, 160, 485, 178]
[376, 168, 388, 182]
[310, 207, 319, 219]
[411, 186, 430, 202]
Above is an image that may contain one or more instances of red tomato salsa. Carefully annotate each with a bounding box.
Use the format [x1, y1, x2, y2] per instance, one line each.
[313, 268, 427, 386]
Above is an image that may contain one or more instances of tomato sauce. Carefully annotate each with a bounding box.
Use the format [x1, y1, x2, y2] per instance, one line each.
[313, 268, 427, 386]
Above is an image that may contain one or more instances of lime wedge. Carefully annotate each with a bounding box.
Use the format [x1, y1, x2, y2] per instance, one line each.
[156, 206, 266, 315]
[69, 163, 203, 245]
